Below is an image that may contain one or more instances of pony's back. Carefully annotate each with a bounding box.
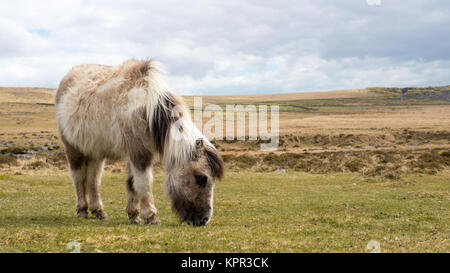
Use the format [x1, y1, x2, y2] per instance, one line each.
[55, 59, 174, 159]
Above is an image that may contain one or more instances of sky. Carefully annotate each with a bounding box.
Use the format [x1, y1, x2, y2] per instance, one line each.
[0, 0, 449, 95]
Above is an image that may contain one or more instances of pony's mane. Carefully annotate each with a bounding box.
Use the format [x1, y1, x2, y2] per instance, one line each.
[151, 92, 206, 167]
[126, 59, 212, 167]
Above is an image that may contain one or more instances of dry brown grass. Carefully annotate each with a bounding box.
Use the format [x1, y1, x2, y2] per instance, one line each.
[0, 87, 54, 103]
[184, 88, 375, 105]
[0, 86, 449, 180]
[281, 106, 450, 134]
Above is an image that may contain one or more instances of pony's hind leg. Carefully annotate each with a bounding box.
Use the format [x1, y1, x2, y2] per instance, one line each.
[62, 136, 88, 218]
[85, 158, 107, 219]
[127, 155, 160, 225]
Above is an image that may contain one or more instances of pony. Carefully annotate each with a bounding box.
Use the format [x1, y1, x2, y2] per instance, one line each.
[55, 59, 224, 226]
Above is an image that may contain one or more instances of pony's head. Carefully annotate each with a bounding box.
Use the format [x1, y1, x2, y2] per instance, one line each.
[164, 138, 223, 226]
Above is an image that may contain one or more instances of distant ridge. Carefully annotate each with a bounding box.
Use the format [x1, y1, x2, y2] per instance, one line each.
[1, 85, 449, 106]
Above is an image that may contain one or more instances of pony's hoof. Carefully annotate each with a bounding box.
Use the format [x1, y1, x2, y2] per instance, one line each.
[145, 215, 161, 225]
[91, 209, 108, 220]
[129, 216, 141, 225]
[76, 209, 88, 219]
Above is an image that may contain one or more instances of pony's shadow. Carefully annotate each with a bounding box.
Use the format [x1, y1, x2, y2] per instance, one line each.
[0, 215, 125, 228]
[0, 215, 223, 228]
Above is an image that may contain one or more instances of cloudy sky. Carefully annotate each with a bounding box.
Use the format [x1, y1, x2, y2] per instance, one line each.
[0, 0, 449, 95]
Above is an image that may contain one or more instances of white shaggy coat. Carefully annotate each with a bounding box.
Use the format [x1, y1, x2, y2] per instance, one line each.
[55, 59, 210, 167]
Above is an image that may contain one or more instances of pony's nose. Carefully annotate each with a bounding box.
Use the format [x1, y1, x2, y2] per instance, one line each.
[201, 217, 209, 225]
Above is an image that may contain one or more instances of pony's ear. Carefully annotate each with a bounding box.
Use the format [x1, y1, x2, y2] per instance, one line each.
[195, 138, 203, 150]
[204, 145, 224, 180]
[191, 138, 204, 161]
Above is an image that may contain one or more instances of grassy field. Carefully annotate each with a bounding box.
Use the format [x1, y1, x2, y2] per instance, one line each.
[0, 86, 449, 252]
[0, 171, 448, 252]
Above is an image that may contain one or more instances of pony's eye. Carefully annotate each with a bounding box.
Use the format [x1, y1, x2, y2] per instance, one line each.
[194, 175, 208, 188]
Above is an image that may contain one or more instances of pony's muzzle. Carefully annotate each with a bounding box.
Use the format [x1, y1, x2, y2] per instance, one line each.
[187, 212, 211, 226]
[169, 189, 213, 226]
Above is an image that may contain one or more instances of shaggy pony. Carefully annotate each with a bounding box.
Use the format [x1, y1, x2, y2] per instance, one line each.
[55, 59, 223, 226]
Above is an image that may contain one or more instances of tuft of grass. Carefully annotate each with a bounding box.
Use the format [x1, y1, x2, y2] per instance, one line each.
[0, 154, 19, 166]
[45, 150, 67, 169]
[22, 161, 50, 170]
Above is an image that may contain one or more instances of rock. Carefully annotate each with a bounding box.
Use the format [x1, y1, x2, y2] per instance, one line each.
[17, 154, 32, 160]
[414, 90, 450, 101]
[37, 146, 48, 152]
[275, 168, 288, 173]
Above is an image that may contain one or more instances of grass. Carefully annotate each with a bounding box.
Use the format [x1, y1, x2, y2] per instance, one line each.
[0, 171, 448, 253]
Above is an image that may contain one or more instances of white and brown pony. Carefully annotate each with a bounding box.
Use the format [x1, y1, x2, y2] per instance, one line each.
[55, 59, 223, 226]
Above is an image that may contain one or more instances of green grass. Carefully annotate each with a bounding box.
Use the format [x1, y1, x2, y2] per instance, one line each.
[0, 171, 448, 252]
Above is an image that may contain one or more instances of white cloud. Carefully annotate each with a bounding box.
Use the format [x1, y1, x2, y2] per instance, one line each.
[0, 0, 449, 94]
[366, 0, 381, 6]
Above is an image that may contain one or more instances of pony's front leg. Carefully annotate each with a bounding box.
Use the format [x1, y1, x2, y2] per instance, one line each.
[128, 160, 161, 225]
[62, 136, 88, 218]
[86, 158, 107, 219]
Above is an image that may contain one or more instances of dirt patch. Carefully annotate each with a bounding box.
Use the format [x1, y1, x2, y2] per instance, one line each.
[45, 150, 67, 169]
[213, 130, 449, 151]
[408, 150, 450, 174]
[223, 148, 450, 179]
[0, 154, 20, 166]
[0, 145, 29, 154]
